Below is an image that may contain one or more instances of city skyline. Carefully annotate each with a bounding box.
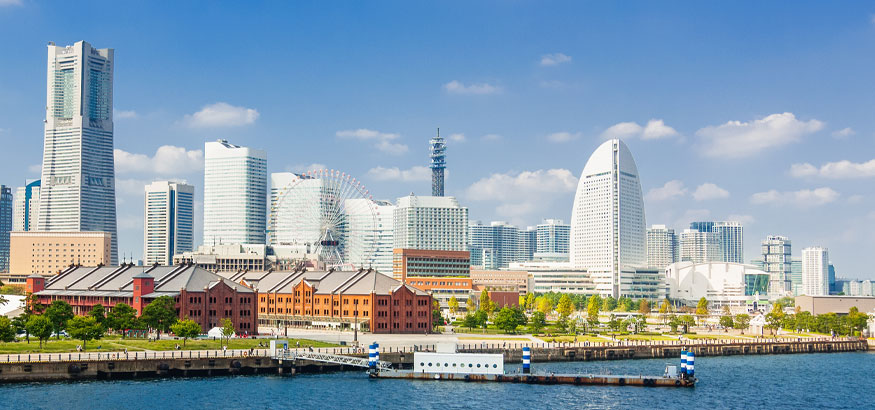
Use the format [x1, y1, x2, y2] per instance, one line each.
[1, 3, 875, 277]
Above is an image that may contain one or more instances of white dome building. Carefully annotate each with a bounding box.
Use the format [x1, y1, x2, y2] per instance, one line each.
[570, 139, 646, 297]
[665, 261, 770, 308]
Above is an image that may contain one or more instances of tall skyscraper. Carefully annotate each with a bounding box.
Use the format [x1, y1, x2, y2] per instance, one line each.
[762, 235, 792, 296]
[0, 185, 12, 272]
[38, 41, 117, 264]
[688, 221, 744, 263]
[571, 139, 646, 297]
[143, 181, 195, 266]
[468, 221, 519, 269]
[646, 224, 678, 270]
[394, 195, 467, 251]
[790, 257, 803, 296]
[518, 226, 537, 261]
[802, 246, 829, 296]
[680, 229, 721, 263]
[346, 198, 395, 273]
[12, 180, 40, 232]
[536, 219, 570, 257]
[430, 129, 446, 196]
[203, 140, 267, 246]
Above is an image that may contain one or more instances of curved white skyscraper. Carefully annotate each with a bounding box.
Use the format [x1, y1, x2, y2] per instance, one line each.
[570, 139, 646, 297]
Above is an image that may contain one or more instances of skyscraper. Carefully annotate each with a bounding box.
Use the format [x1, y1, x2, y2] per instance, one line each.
[802, 246, 829, 296]
[143, 181, 195, 266]
[646, 224, 678, 270]
[518, 226, 537, 261]
[0, 185, 12, 272]
[38, 41, 117, 264]
[345, 198, 395, 273]
[680, 229, 721, 263]
[394, 195, 467, 251]
[688, 221, 744, 263]
[536, 219, 570, 257]
[430, 129, 446, 196]
[203, 140, 267, 246]
[468, 221, 519, 269]
[570, 139, 646, 297]
[12, 180, 40, 232]
[762, 235, 792, 296]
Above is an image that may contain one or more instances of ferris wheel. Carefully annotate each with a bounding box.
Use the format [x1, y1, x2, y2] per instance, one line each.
[270, 169, 377, 269]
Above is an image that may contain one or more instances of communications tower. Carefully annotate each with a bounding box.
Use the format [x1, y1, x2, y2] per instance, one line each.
[430, 128, 446, 196]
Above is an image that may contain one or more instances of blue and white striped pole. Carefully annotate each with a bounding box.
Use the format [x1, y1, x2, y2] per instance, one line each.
[375, 342, 380, 364]
[687, 351, 695, 377]
[368, 343, 377, 372]
[680, 350, 687, 376]
[522, 346, 531, 374]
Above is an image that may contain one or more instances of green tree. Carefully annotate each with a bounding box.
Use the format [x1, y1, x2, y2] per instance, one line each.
[66, 316, 104, 351]
[536, 296, 553, 315]
[765, 303, 785, 336]
[557, 294, 573, 318]
[141, 296, 178, 336]
[45, 300, 74, 339]
[632, 315, 646, 334]
[734, 314, 750, 334]
[695, 297, 709, 325]
[26, 315, 52, 348]
[667, 314, 680, 333]
[587, 295, 601, 329]
[479, 291, 497, 317]
[845, 307, 868, 336]
[88, 304, 106, 326]
[220, 318, 235, 346]
[525, 293, 536, 311]
[530, 311, 546, 334]
[432, 299, 443, 330]
[474, 310, 489, 331]
[619, 297, 635, 312]
[466, 296, 477, 313]
[638, 299, 651, 316]
[601, 296, 617, 312]
[678, 315, 696, 333]
[719, 315, 734, 330]
[495, 307, 522, 334]
[448, 296, 459, 315]
[775, 296, 795, 308]
[170, 318, 201, 346]
[607, 314, 624, 333]
[0, 316, 15, 342]
[106, 303, 137, 338]
[11, 314, 30, 343]
[462, 313, 478, 331]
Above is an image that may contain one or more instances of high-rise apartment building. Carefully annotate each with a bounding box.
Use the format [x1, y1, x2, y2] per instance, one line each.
[536, 219, 570, 258]
[790, 257, 803, 296]
[680, 229, 721, 264]
[393, 195, 468, 251]
[762, 235, 792, 296]
[203, 140, 267, 246]
[0, 185, 11, 272]
[39, 41, 117, 264]
[13, 180, 40, 232]
[646, 224, 678, 270]
[468, 221, 519, 269]
[688, 221, 744, 263]
[143, 181, 195, 266]
[802, 247, 829, 296]
[570, 139, 646, 298]
[518, 227, 537, 262]
[346, 199, 395, 273]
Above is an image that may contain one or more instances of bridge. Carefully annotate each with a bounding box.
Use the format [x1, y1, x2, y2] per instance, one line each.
[273, 350, 393, 371]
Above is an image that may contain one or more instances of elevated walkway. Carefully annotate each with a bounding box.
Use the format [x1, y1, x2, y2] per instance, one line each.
[273, 350, 392, 371]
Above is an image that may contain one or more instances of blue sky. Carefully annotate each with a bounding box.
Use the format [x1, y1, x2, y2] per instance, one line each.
[1, 1, 874, 278]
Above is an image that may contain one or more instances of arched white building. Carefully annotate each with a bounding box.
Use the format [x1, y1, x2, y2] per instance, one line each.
[570, 139, 646, 298]
[665, 261, 770, 308]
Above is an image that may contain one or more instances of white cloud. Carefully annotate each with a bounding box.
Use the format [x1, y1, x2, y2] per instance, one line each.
[546, 131, 581, 143]
[466, 169, 577, 219]
[482, 134, 503, 142]
[114, 145, 204, 175]
[750, 187, 839, 207]
[443, 80, 501, 95]
[287, 163, 327, 173]
[696, 112, 824, 158]
[115, 178, 151, 197]
[789, 159, 875, 179]
[645, 180, 687, 201]
[183, 102, 259, 128]
[0, 0, 22, 6]
[448, 133, 466, 142]
[692, 183, 729, 201]
[540, 53, 572, 66]
[366, 166, 431, 182]
[727, 214, 756, 226]
[831, 127, 855, 139]
[601, 119, 678, 140]
[336, 128, 408, 155]
[114, 110, 138, 120]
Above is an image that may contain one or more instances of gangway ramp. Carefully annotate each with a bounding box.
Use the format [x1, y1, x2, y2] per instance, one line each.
[274, 350, 393, 371]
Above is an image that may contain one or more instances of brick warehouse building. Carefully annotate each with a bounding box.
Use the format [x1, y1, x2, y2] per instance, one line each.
[27, 264, 257, 333]
[223, 268, 433, 334]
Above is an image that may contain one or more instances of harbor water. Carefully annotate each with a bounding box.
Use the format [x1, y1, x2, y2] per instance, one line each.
[2, 351, 871, 409]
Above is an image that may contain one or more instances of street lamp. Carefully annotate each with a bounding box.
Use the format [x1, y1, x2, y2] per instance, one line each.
[353, 310, 359, 346]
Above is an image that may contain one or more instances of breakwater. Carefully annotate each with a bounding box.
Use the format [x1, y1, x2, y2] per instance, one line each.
[0, 338, 866, 383]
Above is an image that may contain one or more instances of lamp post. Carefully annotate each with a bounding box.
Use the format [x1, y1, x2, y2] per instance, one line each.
[354, 310, 359, 346]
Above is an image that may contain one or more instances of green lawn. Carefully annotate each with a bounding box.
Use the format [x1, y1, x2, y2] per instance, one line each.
[535, 335, 607, 343]
[615, 334, 677, 341]
[0, 336, 338, 354]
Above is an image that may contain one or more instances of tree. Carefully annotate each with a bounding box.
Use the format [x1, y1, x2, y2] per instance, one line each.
[601, 296, 617, 312]
[638, 299, 651, 316]
[432, 300, 443, 330]
[518, 295, 526, 308]
[11, 314, 30, 343]
[719, 315, 734, 330]
[678, 315, 696, 334]
[26, 315, 52, 348]
[479, 292, 497, 317]
[734, 314, 750, 334]
[141, 296, 178, 336]
[765, 303, 785, 336]
[695, 297, 709, 325]
[106, 303, 137, 338]
[88, 304, 106, 326]
[495, 307, 522, 334]
[448, 296, 459, 316]
[45, 300, 74, 339]
[607, 314, 624, 333]
[632, 315, 646, 334]
[170, 319, 201, 346]
[67, 316, 104, 351]
[556, 316, 569, 333]
[846, 307, 869, 336]
[659, 298, 671, 314]
[775, 296, 795, 308]
[25, 293, 45, 315]
[474, 310, 489, 331]
[557, 294, 574, 318]
[525, 293, 536, 311]
[530, 311, 546, 334]
[466, 296, 477, 313]
[0, 316, 15, 342]
[220, 318, 235, 346]
[462, 313, 478, 331]
[536, 296, 552, 316]
[587, 295, 601, 329]
[0, 294, 7, 308]
[668, 315, 680, 333]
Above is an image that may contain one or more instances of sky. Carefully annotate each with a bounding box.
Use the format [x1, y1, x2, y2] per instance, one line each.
[1, 1, 874, 279]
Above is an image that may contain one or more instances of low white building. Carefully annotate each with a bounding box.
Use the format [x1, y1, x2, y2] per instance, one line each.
[665, 261, 770, 308]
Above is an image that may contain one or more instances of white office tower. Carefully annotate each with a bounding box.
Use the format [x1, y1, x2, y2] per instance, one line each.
[536, 219, 570, 259]
[646, 224, 678, 270]
[680, 229, 721, 263]
[143, 181, 195, 266]
[203, 140, 267, 246]
[802, 247, 829, 296]
[468, 221, 519, 269]
[12, 180, 40, 231]
[394, 195, 468, 251]
[762, 235, 792, 297]
[715, 221, 744, 264]
[38, 41, 118, 264]
[570, 139, 646, 298]
[518, 227, 537, 261]
[345, 198, 395, 273]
